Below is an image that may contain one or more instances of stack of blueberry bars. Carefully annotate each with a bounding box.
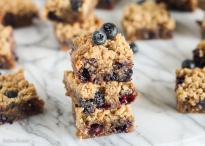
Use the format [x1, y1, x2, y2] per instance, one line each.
[63, 23, 138, 139]
[44, 0, 103, 51]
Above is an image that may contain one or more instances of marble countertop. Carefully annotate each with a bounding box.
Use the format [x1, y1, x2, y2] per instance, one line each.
[0, 0, 205, 146]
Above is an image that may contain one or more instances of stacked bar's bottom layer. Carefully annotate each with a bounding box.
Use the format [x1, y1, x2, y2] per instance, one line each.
[72, 103, 135, 139]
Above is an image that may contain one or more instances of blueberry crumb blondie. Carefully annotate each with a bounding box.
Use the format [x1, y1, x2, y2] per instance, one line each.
[0, 25, 16, 69]
[64, 71, 137, 113]
[176, 68, 205, 113]
[73, 103, 134, 139]
[54, 15, 102, 51]
[71, 26, 133, 83]
[122, 1, 176, 41]
[0, 0, 38, 27]
[0, 70, 44, 124]
[44, 0, 98, 23]
[157, 0, 198, 11]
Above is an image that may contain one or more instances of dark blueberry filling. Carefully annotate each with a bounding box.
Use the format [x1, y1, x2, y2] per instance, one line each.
[0, 114, 9, 124]
[105, 62, 133, 82]
[182, 59, 195, 69]
[79, 58, 98, 82]
[119, 93, 136, 104]
[79, 99, 94, 114]
[93, 89, 105, 108]
[114, 121, 132, 133]
[71, 0, 82, 11]
[176, 76, 185, 85]
[79, 68, 91, 82]
[89, 123, 104, 136]
[47, 11, 63, 22]
[197, 100, 205, 109]
[21, 99, 43, 115]
[4, 90, 18, 98]
[137, 0, 145, 4]
[193, 49, 205, 67]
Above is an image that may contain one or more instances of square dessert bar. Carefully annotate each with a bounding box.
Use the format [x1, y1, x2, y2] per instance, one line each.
[44, 0, 98, 23]
[54, 15, 102, 51]
[0, 0, 38, 27]
[0, 70, 44, 124]
[0, 25, 16, 69]
[73, 104, 135, 139]
[199, 0, 205, 10]
[157, 0, 198, 11]
[193, 40, 205, 67]
[71, 33, 133, 83]
[64, 71, 137, 113]
[97, 0, 117, 9]
[176, 68, 205, 113]
[122, 1, 176, 41]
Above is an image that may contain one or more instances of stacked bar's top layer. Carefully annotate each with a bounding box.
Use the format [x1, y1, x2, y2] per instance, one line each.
[73, 103, 135, 139]
[122, 1, 176, 41]
[0, 70, 44, 124]
[193, 40, 205, 67]
[44, 0, 98, 23]
[64, 71, 137, 113]
[157, 0, 198, 11]
[54, 15, 102, 50]
[71, 33, 133, 83]
[176, 68, 205, 113]
[0, 0, 38, 27]
[0, 25, 16, 69]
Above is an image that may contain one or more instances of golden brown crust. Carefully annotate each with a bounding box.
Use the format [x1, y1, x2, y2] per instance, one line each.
[44, 0, 98, 23]
[0, 0, 38, 16]
[54, 15, 102, 50]
[176, 68, 205, 113]
[122, 1, 175, 41]
[0, 25, 16, 69]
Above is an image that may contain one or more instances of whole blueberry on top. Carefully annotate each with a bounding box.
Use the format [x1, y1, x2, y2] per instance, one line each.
[92, 30, 107, 45]
[129, 42, 139, 54]
[5, 90, 18, 98]
[101, 23, 118, 39]
[182, 59, 195, 69]
[71, 0, 82, 11]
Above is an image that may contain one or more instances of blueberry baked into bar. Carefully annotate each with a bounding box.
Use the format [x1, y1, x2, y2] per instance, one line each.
[157, 0, 198, 11]
[73, 103, 135, 139]
[44, 0, 98, 23]
[54, 15, 102, 51]
[193, 40, 205, 67]
[176, 68, 205, 113]
[0, 25, 16, 69]
[0, 70, 44, 124]
[0, 0, 38, 27]
[71, 23, 133, 83]
[122, 1, 176, 41]
[64, 71, 137, 113]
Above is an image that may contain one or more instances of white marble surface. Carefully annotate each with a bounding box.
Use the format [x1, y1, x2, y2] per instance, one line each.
[0, 0, 205, 146]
